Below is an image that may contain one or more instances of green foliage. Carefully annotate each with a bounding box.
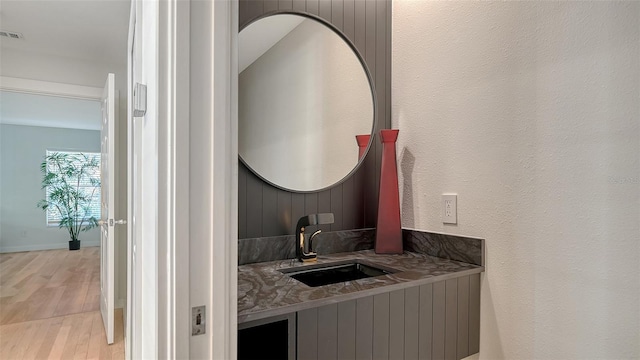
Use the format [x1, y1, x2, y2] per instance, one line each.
[37, 152, 101, 242]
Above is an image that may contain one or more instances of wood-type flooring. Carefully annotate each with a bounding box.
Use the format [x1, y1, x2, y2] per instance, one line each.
[0, 247, 124, 359]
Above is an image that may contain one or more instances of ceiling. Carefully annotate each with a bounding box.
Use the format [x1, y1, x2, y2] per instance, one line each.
[0, 0, 131, 66]
[0, 0, 129, 130]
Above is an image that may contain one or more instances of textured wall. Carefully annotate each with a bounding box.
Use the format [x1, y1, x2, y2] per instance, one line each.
[238, 0, 391, 238]
[392, 1, 640, 359]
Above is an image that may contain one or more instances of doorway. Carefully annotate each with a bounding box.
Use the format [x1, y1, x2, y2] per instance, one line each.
[0, 84, 126, 358]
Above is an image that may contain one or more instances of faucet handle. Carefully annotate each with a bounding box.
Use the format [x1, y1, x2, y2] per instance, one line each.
[297, 213, 335, 228]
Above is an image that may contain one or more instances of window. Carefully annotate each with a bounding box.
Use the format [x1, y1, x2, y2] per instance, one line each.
[45, 150, 101, 225]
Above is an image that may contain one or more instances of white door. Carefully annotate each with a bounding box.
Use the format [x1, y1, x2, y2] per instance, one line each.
[100, 73, 116, 345]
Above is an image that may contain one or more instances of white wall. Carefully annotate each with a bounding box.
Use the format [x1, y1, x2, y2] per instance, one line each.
[0, 49, 128, 307]
[0, 124, 101, 251]
[392, 1, 639, 359]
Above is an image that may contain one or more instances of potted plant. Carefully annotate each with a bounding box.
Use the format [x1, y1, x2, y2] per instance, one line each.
[37, 152, 101, 250]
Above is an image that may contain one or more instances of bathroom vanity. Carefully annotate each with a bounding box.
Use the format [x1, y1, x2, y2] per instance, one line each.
[238, 229, 485, 360]
[238, 248, 483, 360]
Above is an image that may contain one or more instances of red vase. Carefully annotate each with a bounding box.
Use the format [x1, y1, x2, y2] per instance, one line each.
[355, 134, 371, 161]
[375, 129, 403, 254]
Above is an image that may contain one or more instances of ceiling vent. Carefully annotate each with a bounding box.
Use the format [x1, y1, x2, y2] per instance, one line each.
[0, 30, 24, 40]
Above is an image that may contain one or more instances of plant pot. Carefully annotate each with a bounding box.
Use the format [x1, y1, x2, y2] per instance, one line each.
[69, 240, 81, 251]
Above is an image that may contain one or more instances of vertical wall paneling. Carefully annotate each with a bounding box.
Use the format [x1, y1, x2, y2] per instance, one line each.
[262, 186, 279, 236]
[332, 0, 344, 30]
[432, 281, 446, 359]
[305, 193, 319, 223]
[330, 186, 344, 231]
[372, 293, 390, 359]
[337, 300, 357, 360]
[240, 0, 250, 28]
[291, 193, 306, 234]
[345, 2, 359, 245]
[277, 190, 293, 234]
[341, 177, 355, 229]
[419, 283, 433, 360]
[353, 0, 367, 70]
[363, 0, 378, 227]
[264, 0, 279, 13]
[457, 276, 470, 359]
[374, 0, 387, 224]
[469, 274, 481, 354]
[293, 0, 307, 12]
[319, 0, 332, 20]
[306, 0, 319, 15]
[384, 0, 391, 134]
[404, 286, 420, 359]
[279, 0, 293, 10]
[298, 308, 319, 360]
[389, 289, 405, 359]
[247, 0, 265, 24]
[343, 0, 355, 39]
[238, 0, 390, 238]
[317, 304, 338, 359]
[318, 190, 332, 232]
[238, 164, 248, 238]
[246, 167, 264, 237]
[445, 278, 458, 360]
[355, 296, 374, 359]
[354, 170, 366, 228]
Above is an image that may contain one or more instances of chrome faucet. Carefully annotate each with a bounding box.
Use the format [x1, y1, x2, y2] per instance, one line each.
[295, 213, 334, 262]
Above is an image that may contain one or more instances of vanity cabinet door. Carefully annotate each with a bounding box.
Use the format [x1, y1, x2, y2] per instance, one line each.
[296, 274, 481, 360]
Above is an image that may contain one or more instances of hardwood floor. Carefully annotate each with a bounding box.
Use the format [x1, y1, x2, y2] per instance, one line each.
[0, 247, 124, 359]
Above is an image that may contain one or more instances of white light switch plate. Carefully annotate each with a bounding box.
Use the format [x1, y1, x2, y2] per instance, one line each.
[442, 194, 457, 224]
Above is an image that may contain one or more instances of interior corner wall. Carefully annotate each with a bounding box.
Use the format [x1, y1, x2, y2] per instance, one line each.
[0, 124, 101, 252]
[0, 49, 128, 307]
[238, 0, 391, 239]
[392, 1, 640, 359]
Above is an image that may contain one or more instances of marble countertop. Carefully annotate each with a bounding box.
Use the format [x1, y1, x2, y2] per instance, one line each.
[238, 250, 484, 324]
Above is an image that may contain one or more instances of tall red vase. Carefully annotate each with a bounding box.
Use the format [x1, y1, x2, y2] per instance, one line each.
[375, 129, 403, 254]
[355, 134, 371, 161]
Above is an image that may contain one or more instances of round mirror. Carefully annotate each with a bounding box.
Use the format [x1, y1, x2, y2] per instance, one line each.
[239, 13, 375, 192]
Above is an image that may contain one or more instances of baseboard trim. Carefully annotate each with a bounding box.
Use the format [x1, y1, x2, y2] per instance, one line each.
[0, 241, 100, 253]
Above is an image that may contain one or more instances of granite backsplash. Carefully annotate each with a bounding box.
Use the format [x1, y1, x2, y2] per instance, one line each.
[238, 228, 484, 267]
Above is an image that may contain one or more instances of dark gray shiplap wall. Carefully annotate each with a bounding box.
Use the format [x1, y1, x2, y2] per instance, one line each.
[238, 0, 392, 239]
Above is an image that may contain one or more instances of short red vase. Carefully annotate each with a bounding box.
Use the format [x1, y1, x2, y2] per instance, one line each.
[355, 134, 371, 161]
[375, 129, 403, 254]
